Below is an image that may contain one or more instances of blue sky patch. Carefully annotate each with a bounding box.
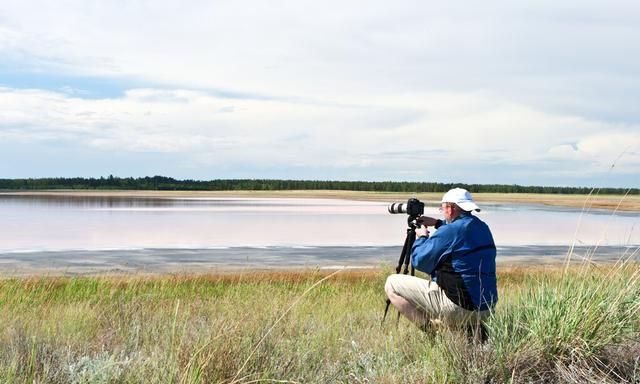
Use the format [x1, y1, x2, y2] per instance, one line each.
[0, 70, 138, 99]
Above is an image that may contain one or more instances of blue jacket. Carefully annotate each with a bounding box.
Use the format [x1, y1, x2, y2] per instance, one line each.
[411, 213, 498, 311]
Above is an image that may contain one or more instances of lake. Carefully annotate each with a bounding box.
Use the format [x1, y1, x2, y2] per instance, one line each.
[0, 194, 637, 274]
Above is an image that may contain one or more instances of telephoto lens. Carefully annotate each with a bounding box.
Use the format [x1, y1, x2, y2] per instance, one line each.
[387, 198, 425, 217]
[388, 202, 408, 214]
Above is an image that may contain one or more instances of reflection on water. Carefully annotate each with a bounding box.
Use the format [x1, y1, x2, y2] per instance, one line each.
[0, 195, 638, 260]
[1, 196, 399, 252]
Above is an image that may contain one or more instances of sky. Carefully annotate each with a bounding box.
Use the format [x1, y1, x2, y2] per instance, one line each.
[0, 1, 639, 187]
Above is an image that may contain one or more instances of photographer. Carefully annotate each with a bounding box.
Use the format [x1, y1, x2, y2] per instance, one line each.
[384, 188, 497, 336]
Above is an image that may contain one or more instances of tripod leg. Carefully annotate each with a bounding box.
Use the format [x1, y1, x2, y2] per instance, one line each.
[395, 231, 411, 274]
[382, 225, 417, 325]
[402, 229, 416, 274]
[382, 299, 391, 323]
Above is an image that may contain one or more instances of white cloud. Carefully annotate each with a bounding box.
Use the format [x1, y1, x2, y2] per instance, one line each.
[2, 1, 639, 105]
[576, 132, 640, 169]
[1, 86, 638, 182]
[1, 1, 639, 185]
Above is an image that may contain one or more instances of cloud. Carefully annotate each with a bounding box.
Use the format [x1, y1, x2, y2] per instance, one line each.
[1, 1, 639, 117]
[1, 1, 639, 185]
[1, 86, 638, 185]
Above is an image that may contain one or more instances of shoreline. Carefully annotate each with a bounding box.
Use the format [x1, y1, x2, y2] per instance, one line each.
[1, 189, 639, 211]
[0, 261, 614, 279]
[0, 254, 631, 278]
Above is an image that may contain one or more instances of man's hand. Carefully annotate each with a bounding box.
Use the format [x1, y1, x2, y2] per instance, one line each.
[416, 216, 438, 227]
[415, 225, 430, 238]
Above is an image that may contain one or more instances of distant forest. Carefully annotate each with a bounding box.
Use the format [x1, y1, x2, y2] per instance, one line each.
[0, 176, 637, 195]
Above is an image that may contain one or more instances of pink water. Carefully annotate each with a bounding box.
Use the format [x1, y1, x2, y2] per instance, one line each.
[0, 196, 637, 252]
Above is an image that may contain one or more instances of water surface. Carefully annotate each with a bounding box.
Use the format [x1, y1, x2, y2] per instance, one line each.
[1, 195, 637, 273]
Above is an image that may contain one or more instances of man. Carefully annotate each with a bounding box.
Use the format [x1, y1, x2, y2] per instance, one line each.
[384, 188, 497, 336]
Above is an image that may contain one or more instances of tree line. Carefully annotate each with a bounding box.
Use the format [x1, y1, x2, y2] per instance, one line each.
[0, 176, 637, 195]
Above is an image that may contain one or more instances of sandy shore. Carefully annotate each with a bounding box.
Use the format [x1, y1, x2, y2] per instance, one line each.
[5, 257, 636, 278]
[2, 189, 639, 211]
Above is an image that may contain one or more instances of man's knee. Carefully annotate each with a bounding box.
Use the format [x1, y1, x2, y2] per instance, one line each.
[384, 274, 401, 298]
[384, 276, 394, 298]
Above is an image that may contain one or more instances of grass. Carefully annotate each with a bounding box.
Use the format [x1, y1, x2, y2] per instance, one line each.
[0, 263, 639, 383]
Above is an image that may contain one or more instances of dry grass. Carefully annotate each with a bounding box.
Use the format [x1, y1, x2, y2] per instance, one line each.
[1, 263, 638, 383]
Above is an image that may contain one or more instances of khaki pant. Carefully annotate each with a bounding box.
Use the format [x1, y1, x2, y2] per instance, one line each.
[385, 274, 489, 328]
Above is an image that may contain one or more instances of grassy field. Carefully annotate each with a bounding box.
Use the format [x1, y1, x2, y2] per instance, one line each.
[1, 261, 638, 383]
[3, 189, 639, 211]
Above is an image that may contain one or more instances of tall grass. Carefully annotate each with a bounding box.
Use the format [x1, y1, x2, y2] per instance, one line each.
[0, 263, 638, 383]
[489, 260, 640, 382]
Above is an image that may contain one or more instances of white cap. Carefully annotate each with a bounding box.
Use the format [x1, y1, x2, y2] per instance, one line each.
[441, 188, 480, 212]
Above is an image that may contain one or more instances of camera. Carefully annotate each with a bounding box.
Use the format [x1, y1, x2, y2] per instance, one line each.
[387, 198, 424, 218]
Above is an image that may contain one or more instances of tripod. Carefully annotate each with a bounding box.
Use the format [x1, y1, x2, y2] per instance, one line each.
[382, 215, 421, 324]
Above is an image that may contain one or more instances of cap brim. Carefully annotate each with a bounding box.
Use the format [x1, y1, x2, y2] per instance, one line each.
[458, 202, 481, 212]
